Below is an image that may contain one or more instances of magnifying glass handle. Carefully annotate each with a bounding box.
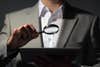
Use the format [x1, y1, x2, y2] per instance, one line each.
[38, 31, 44, 34]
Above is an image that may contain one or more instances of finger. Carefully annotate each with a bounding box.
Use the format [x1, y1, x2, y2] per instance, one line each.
[25, 24, 39, 39]
[23, 24, 33, 40]
[7, 28, 21, 48]
[11, 28, 21, 40]
[12, 28, 18, 37]
[18, 26, 28, 40]
[26, 24, 36, 33]
[29, 24, 39, 38]
[15, 26, 30, 47]
[7, 28, 17, 43]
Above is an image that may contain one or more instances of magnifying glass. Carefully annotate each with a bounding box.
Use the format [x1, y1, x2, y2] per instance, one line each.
[39, 24, 59, 34]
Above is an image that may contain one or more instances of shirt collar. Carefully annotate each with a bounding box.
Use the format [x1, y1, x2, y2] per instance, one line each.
[39, 0, 63, 17]
[39, 0, 45, 17]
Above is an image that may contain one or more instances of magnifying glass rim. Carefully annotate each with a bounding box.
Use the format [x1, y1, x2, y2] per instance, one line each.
[43, 24, 59, 34]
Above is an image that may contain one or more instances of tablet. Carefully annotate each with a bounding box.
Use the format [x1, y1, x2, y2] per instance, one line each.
[20, 48, 80, 62]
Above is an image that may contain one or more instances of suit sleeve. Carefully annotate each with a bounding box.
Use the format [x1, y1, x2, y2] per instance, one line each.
[93, 16, 100, 66]
[87, 16, 100, 66]
[0, 14, 19, 67]
[80, 15, 100, 66]
[0, 14, 10, 59]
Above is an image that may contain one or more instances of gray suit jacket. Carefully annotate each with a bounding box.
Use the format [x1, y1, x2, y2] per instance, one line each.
[0, 0, 100, 67]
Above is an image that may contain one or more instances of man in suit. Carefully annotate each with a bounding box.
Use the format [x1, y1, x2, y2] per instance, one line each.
[0, 0, 100, 67]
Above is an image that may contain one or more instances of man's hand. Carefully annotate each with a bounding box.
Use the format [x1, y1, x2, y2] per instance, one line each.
[7, 24, 39, 49]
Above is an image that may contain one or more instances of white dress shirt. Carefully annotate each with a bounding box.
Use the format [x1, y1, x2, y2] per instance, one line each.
[39, 0, 63, 48]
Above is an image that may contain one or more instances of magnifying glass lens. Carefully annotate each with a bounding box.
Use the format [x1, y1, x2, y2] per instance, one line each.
[39, 24, 59, 34]
[44, 26, 58, 34]
[43, 24, 59, 34]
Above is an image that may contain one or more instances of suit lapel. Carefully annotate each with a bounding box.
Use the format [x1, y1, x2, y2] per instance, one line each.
[57, 17, 78, 48]
[16, 3, 42, 48]
[57, 1, 79, 48]
[26, 3, 39, 32]
[22, 2, 42, 48]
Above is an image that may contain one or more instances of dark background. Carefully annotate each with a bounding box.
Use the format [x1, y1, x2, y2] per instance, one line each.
[0, 0, 100, 16]
[0, 0, 100, 66]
